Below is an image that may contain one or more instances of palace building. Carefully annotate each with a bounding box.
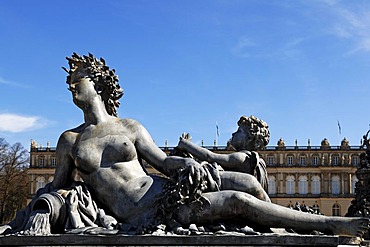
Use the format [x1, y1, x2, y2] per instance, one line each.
[28, 137, 363, 217]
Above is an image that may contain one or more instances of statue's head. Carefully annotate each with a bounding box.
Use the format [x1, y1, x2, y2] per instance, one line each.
[228, 115, 270, 151]
[63, 53, 124, 117]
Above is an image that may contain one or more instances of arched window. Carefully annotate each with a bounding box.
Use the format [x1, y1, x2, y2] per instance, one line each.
[312, 156, 319, 166]
[331, 175, 341, 195]
[267, 156, 274, 166]
[268, 175, 276, 194]
[352, 175, 358, 194]
[332, 203, 341, 216]
[36, 176, 45, 191]
[332, 155, 339, 166]
[286, 175, 295, 194]
[287, 156, 294, 166]
[311, 175, 321, 194]
[51, 157, 56, 167]
[352, 156, 359, 166]
[298, 175, 308, 194]
[38, 157, 45, 167]
[299, 156, 306, 166]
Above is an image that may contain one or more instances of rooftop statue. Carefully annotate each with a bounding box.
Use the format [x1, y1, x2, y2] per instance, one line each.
[0, 53, 369, 237]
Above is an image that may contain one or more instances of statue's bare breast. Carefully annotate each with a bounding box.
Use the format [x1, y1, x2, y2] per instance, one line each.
[71, 122, 138, 174]
[66, 121, 164, 222]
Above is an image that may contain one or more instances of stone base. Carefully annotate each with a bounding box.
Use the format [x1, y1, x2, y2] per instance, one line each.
[0, 234, 364, 246]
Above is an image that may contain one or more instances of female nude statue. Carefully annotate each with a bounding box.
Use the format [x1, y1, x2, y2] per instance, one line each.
[0, 53, 368, 237]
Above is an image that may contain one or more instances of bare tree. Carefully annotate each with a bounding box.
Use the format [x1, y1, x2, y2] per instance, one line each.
[0, 138, 29, 224]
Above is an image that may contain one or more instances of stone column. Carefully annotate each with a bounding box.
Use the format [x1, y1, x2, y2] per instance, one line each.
[341, 173, 345, 195]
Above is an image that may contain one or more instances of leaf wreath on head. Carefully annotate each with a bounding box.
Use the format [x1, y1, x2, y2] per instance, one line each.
[63, 52, 124, 117]
[237, 115, 270, 151]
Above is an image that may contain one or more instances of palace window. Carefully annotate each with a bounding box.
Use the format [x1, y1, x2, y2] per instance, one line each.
[287, 156, 294, 166]
[38, 157, 45, 167]
[311, 175, 321, 194]
[36, 176, 45, 191]
[299, 156, 306, 166]
[352, 156, 359, 166]
[51, 157, 56, 167]
[268, 175, 276, 194]
[267, 156, 274, 166]
[286, 175, 295, 194]
[332, 203, 341, 216]
[298, 175, 308, 194]
[312, 156, 319, 166]
[332, 156, 339, 166]
[331, 175, 340, 195]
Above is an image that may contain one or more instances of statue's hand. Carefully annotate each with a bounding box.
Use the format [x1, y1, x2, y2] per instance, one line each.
[181, 133, 192, 141]
[98, 209, 117, 230]
[178, 133, 192, 148]
[177, 133, 192, 150]
[172, 135, 194, 158]
[189, 160, 205, 186]
[180, 158, 206, 196]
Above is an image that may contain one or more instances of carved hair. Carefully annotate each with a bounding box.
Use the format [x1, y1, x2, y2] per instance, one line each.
[63, 53, 124, 117]
[236, 115, 270, 150]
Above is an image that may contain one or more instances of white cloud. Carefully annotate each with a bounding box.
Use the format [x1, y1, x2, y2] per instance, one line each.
[232, 35, 305, 60]
[0, 76, 28, 88]
[231, 37, 256, 57]
[0, 77, 12, 85]
[0, 114, 46, 133]
[326, 2, 370, 53]
[333, 25, 351, 38]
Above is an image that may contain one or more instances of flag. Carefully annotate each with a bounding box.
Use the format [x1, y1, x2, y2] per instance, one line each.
[337, 120, 341, 135]
[216, 123, 220, 137]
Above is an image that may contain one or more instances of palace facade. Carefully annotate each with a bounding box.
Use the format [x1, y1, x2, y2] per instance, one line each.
[28, 137, 363, 217]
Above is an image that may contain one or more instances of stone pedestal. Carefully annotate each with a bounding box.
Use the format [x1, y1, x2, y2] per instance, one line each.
[0, 234, 363, 246]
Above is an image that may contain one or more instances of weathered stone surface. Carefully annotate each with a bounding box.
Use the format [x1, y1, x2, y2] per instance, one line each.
[0, 234, 362, 246]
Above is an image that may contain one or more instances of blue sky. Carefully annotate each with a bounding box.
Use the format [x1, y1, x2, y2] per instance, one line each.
[1, 0, 370, 150]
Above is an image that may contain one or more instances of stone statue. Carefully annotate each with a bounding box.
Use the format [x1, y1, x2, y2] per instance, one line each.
[176, 115, 269, 191]
[346, 131, 370, 239]
[0, 53, 369, 237]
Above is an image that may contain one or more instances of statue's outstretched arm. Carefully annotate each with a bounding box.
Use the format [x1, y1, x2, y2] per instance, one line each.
[134, 122, 173, 175]
[134, 122, 204, 178]
[177, 137, 250, 172]
[177, 137, 268, 190]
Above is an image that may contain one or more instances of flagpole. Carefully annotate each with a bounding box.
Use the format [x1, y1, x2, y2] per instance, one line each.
[337, 131, 339, 147]
[216, 122, 219, 147]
